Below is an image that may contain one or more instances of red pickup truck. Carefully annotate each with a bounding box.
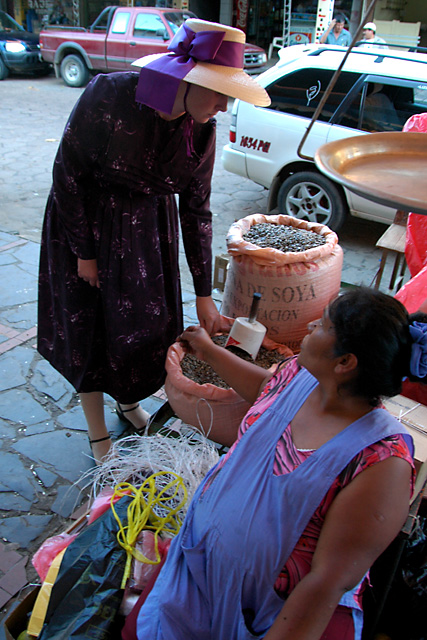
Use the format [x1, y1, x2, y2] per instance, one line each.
[40, 6, 268, 88]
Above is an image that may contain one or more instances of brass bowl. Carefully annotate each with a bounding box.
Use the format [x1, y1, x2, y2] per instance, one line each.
[315, 132, 427, 215]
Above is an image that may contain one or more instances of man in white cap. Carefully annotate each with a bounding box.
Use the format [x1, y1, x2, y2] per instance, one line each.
[358, 22, 388, 49]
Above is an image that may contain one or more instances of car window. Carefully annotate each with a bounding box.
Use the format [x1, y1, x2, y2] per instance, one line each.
[265, 68, 361, 123]
[0, 10, 25, 31]
[134, 13, 167, 39]
[336, 79, 427, 133]
[111, 12, 130, 35]
[414, 83, 427, 108]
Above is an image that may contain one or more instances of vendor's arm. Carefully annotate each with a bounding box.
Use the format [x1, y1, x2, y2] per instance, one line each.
[179, 325, 271, 404]
[264, 455, 412, 640]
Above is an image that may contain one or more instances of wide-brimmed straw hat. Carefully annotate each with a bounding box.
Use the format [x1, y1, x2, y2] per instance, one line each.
[132, 18, 270, 114]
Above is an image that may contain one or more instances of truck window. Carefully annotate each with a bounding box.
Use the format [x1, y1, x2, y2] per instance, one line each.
[164, 11, 197, 34]
[134, 13, 167, 39]
[111, 12, 130, 35]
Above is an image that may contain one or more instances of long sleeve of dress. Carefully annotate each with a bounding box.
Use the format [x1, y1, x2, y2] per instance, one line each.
[179, 122, 216, 297]
[49, 75, 116, 259]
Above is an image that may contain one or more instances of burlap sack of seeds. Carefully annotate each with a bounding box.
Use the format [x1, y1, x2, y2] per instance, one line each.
[222, 214, 343, 351]
[164, 315, 293, 446]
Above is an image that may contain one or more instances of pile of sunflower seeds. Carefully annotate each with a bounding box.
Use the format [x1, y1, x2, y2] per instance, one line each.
[180, 335, 284, 389]
[243, 223, 326, 253]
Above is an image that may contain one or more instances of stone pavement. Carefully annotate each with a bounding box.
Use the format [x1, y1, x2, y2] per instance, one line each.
[0, 74, 407, 623]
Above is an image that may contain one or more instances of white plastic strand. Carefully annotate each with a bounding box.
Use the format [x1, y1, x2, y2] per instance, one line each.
[79, 427, 220, 517]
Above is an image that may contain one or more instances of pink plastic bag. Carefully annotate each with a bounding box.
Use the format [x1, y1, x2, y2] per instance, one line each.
[404, 213, 427, 278]
[402, 115, 427, 277]
[120, 532, 171, 617]
[87, 486, 127, 524]
[32, 532, 78, 582]
[395, 265, 427, 314]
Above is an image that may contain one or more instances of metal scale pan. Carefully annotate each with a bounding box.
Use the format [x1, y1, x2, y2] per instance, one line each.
[314, 132, 427, 215]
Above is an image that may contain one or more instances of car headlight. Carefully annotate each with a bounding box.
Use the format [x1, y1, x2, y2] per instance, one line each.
[5, 41, 27, 53]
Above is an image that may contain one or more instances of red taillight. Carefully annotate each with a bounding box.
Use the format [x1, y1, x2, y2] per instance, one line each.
[230, 130, 236, 143]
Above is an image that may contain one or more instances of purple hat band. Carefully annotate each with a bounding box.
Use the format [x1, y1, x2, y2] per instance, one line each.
[135, 23, 245, 114]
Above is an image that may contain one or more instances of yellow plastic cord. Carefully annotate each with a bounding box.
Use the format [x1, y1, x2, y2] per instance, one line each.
[110, 472, 188, 589]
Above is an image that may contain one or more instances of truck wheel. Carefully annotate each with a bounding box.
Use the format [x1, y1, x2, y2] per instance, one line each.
[60, 54, 89, 88]
[0, 57, 10, 80]
[277, 171, 348, 232]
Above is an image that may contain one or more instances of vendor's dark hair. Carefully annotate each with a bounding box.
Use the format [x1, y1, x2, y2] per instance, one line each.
[328, 287, 427, 406]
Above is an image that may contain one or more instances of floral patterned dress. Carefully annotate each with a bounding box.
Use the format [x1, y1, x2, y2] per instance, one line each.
[37, 72, 216, 403]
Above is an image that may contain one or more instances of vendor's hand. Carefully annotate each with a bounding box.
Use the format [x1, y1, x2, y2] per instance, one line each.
[77, 258, 100, 288]
[196, 296, 221, 335]
[178, 325, 215, 361]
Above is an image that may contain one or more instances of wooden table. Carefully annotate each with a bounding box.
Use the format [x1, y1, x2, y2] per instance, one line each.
[374, 223, 407, 292]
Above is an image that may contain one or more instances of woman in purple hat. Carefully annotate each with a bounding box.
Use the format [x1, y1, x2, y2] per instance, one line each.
[37, 19, 270, 462]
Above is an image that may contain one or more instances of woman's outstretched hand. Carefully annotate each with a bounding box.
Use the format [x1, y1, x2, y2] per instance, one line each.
[178, 325, 215, 362]
[77, 258, 100, 288]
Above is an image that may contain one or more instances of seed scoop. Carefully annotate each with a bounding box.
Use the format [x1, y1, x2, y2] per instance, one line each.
[225, 293, 267, 360]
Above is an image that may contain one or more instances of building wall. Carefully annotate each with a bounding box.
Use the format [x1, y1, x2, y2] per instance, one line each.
[190, 0, 220, 21]
[373, 0, 426, 46]
[219, 0, 233, 24]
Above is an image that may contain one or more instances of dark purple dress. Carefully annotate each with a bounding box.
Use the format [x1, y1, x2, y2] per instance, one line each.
[38, 72, 216, 403]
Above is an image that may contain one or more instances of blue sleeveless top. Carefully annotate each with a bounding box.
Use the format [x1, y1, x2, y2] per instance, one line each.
[136, 368, 413, 639]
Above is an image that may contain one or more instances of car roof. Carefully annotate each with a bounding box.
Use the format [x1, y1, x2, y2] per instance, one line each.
[260, 43, 427, 84]
[113, 5, 196, 15]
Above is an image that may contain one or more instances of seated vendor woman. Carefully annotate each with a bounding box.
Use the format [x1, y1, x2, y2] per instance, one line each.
[129, 287, 427, 640]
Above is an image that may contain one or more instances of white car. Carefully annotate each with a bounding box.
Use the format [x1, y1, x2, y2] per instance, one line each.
[222, 44, 427, 230]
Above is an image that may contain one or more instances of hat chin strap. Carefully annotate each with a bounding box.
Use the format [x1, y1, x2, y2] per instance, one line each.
[183, 82, 192, 115]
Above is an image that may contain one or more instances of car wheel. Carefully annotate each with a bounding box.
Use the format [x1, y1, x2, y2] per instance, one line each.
[277, 171, 348, 231]
[60, 54, 89, 88]
[0, 56, 10, 81]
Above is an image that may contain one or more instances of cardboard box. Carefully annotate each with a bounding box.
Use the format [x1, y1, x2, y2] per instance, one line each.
[2, 510, 89, 640]
[213, 254, 229, 292]
[383, 394, 427, 468]
[3, 586, 39, 640]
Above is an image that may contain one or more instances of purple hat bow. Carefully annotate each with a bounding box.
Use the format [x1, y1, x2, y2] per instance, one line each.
[135, 23, 244, 114]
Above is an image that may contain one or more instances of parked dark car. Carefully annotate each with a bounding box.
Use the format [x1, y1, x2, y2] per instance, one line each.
[0, 10, 51, 80]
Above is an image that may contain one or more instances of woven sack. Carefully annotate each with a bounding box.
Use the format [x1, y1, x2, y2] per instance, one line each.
[222, 214, 343, 351]
[164, 315, 293, 446]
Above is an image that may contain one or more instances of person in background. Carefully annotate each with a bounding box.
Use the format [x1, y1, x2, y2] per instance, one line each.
[357, 22, 388, 49]
[37, 19, 270, 463]
[125, 287, 427, 640]
[320, 13, 351, 46]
